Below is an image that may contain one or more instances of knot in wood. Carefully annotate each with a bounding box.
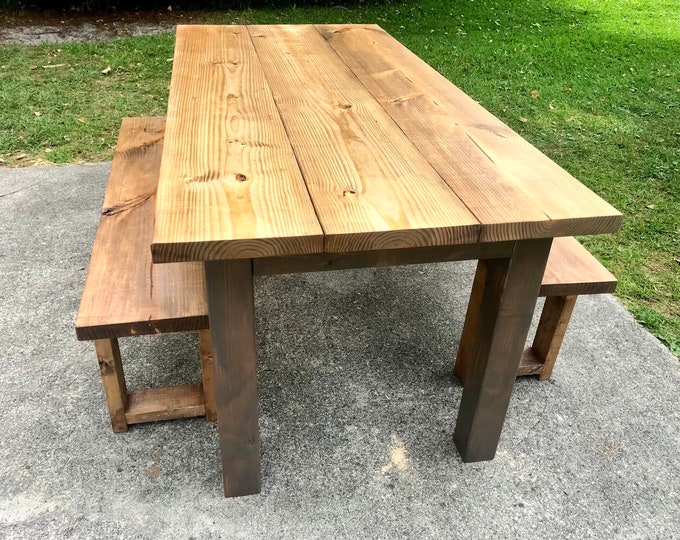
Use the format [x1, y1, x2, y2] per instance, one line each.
[235, 173, 248, 182]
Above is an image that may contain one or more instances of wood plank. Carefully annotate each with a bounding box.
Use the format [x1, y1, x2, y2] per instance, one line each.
[125, 383, 206, 424]
[205, 258, 261, 497]
[248, 25, 480, 253]
[517, 348, 546, 377]
[75, 117, 209, 341]
[453, 239, 552, 461]
[94, 338, 129, 432]
[540, 237, 617, 296]
[151, 25, 323, 263]
[318, 24, 622, 242]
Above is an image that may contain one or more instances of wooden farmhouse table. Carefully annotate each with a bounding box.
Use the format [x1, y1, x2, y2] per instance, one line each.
[151, 24, 622, 497]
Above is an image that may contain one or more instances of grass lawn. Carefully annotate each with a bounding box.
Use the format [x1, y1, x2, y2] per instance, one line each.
[1, 0, 678, 355]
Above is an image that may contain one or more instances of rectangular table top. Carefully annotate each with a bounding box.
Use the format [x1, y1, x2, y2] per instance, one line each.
[151, 24, 621, 263]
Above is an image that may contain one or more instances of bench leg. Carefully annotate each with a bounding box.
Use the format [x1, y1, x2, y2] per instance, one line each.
[94, 338, 129, 433]
[453, 239, 551, 462]
[531, 295, 577, 380]
[457, 288, 578, 384]
[205, 259, 261, 497]
[199, 329, 218, 421]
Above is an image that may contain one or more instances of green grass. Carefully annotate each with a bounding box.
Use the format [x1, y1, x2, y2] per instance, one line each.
[1, 0, 678, 355]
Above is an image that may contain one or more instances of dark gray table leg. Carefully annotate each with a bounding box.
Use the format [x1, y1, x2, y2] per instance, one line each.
[454, 239, 552, 462]
[204, 259, 261, 497]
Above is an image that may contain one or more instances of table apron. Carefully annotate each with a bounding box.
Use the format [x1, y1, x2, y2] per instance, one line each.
[253, 241, 516, 276]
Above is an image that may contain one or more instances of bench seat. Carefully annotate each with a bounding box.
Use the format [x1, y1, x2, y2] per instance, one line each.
[76, 117, 216, 432]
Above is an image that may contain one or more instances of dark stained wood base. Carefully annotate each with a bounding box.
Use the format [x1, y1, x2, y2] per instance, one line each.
[205, 259, 261, 497]
[454, 239, 552, 462]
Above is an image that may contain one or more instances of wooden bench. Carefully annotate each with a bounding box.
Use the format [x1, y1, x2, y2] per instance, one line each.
[75, 117, 216, 432]
[456, 236, 617, 383]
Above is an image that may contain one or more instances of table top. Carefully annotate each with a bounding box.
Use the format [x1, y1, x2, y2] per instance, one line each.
[151, 24, 621, 263]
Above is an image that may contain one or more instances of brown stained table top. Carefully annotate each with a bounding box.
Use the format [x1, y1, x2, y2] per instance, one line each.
[151, 24, 621, 263]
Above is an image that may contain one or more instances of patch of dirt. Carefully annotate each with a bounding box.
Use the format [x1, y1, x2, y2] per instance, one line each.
[0, 9, 212, 45]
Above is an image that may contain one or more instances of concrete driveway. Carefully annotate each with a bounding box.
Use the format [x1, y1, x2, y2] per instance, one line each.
[1, 163, 678, 538]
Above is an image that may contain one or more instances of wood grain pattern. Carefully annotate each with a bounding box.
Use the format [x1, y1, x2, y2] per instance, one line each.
[151, 25, 323, 263]
[205, 258, 261, 497]
[75, 117, 209, 341]
[453, 239, 552, 461]
[248, 25, 480, 253]
[318, 24, 622, 242]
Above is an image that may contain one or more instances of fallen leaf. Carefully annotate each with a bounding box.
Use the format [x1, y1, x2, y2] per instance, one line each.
[34, 111, 42, 117]
[29, 65, 38, 70]
[645, 204, 656, 209]
[530, 90, 539, 99]
[675, 257, 680, 265]
[76, 115, 86, 123]
[101, 66, 112, 75]
[549, 103, 555, 110]
[519, 117, 528, 123]
[42, 63, 67, 69]
[45, 148, 53, 153]
[14, 153, 27, 160]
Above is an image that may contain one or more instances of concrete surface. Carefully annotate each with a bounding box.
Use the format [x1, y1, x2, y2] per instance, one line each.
[0, 163, 678, 539]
